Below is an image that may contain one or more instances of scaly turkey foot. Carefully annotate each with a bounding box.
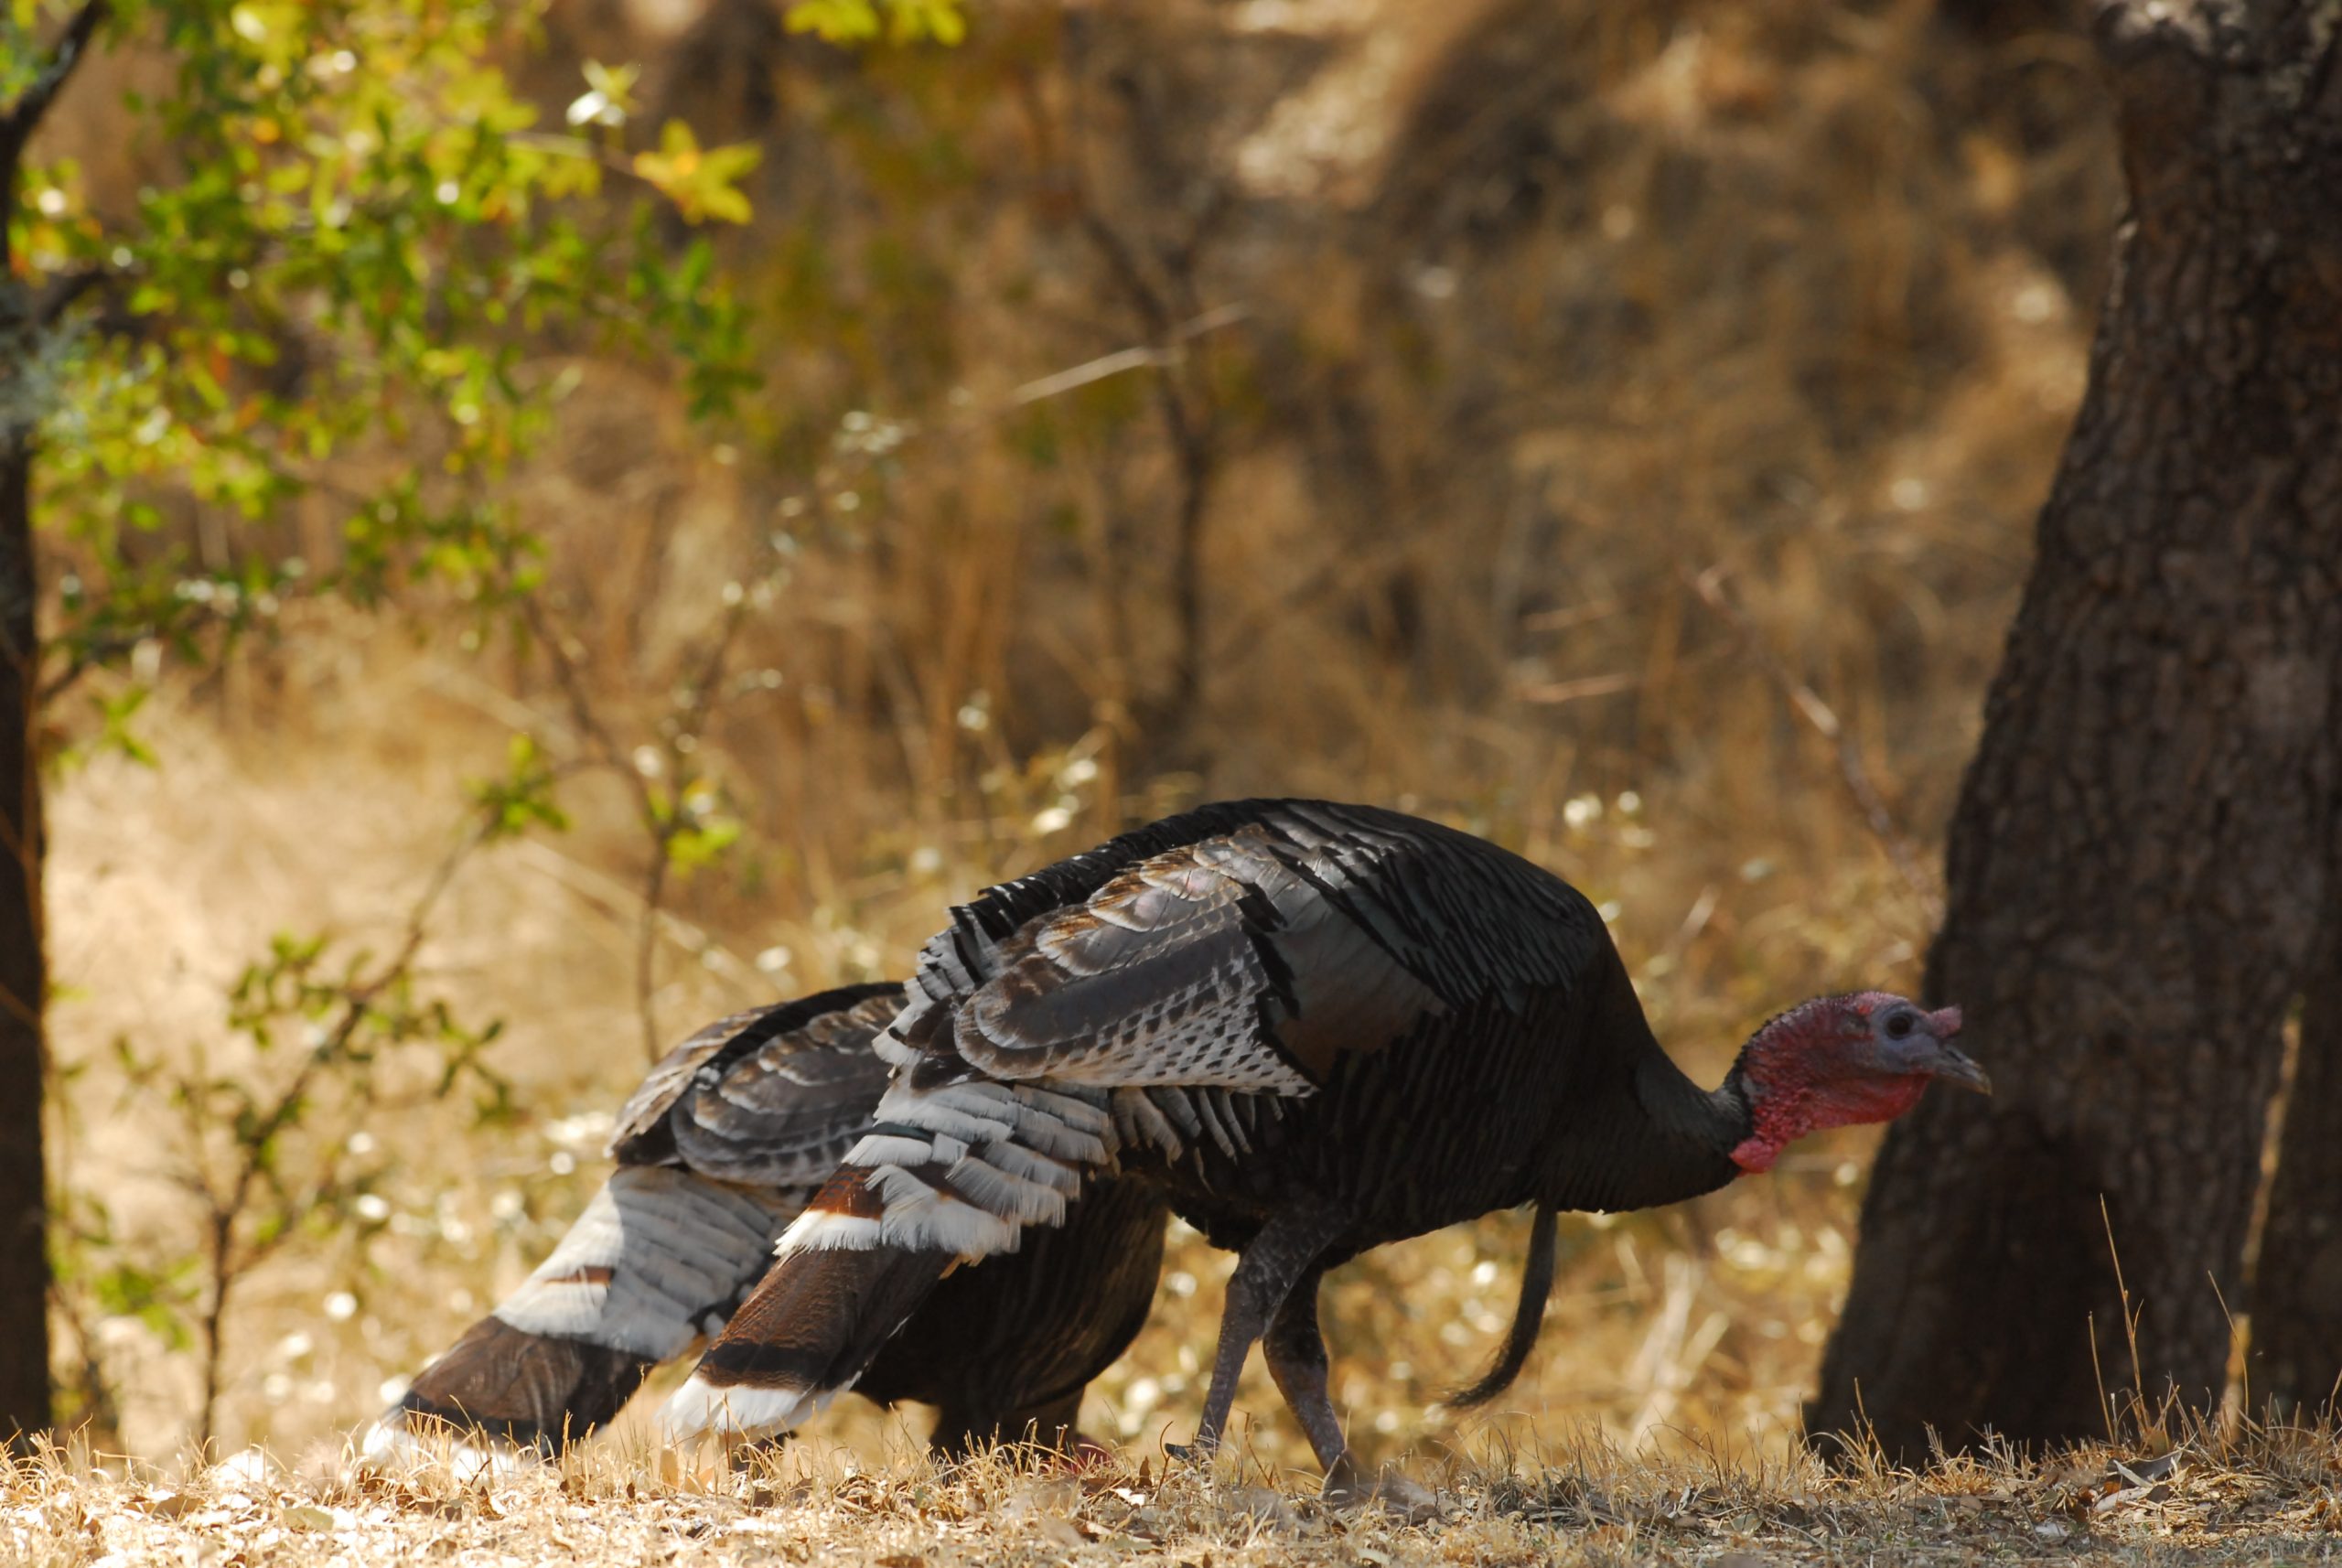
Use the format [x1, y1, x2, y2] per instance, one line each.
[724, 1433, 791, 1474]
[1320, 1455, 1442, 1522]
[1049, 1433, 1119, 1475]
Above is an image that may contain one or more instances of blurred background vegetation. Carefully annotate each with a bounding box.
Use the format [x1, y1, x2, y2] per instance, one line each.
[18, 0, 2116, 1473]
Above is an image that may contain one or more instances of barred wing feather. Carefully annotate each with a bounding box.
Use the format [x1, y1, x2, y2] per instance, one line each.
[915, 822, 1447, 1095]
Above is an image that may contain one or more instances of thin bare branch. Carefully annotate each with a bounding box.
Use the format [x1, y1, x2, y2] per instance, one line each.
[1681, 564, 1944, 924]
[1006, 305, 1250, 406]
[521, 597, 641, 790]
[185, 800, 502, 1447]
[524, 585, 760, 1063]
[29, 263, 123, 330]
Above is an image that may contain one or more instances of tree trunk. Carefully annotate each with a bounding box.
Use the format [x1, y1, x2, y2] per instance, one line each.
[1807, 0, 2342, 1461]
[0, 2, 106, 1452]
[2250, 922, 2342, 1420]
[0, 425, 48, 1451]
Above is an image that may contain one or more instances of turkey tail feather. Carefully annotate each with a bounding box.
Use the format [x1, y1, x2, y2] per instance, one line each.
[662, 1078, 1115, 1439]
[392, 1317, 650, 1451]
[369, 1165, 794, 1455]
[1446, 1202, 1558, 1408]
[661, 1244, 955, 1436]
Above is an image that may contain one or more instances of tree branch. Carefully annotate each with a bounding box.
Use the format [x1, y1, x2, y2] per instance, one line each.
[1681, 564, 1944, 926]
[0, 1, 109, 165]
[31, 263, 125, 331]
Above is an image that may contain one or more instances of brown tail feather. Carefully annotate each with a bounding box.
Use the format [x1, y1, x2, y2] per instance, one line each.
[679, 1247, 956, 1430]
[394, 1316, 653, 1451]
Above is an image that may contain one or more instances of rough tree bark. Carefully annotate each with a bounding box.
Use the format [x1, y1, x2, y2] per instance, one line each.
[1807, 0, 2342, 1459]
[0, 1, 107, 1449]
[2250, 922, 2342, 1420]
[0, 425, 45, 1455]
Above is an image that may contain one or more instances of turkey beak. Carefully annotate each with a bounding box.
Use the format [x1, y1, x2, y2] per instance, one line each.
[1923, 1045, 1992, 1095]
[1918, 1008, 1990, 1095]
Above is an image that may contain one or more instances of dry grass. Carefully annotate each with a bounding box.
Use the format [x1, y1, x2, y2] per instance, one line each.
[15, 1422, 2342, 1568]
[36, 0, 2133, 1501]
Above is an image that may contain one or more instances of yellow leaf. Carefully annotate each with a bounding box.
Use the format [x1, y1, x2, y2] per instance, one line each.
[695, 184, 751, 225]
[635, 122, 758, 224]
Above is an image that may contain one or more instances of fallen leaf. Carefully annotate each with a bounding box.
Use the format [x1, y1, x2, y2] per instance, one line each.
[1000, 1478, 1081, 1518]
[1031, 1516, 1086, 1551]
[1225, 1486, 1299, 1530]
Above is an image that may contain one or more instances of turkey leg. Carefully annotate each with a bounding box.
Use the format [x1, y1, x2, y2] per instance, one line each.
[1264, 1261, 1439, 1517]
[1262, 1263, 1350, 1473]
[1169, 1206, 1351, 1464]
[929, 1387, 1083, 1458]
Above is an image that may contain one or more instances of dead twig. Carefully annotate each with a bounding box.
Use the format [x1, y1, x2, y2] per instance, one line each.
[521, 582, 758, 1064]
[1005, 304, 1250, 407]
[1681, 564, 1943, 924]
[181, 804, 500, 1449]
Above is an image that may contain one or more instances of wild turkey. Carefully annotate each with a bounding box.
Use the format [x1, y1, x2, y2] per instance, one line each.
[659, 800, 1988, 1495]
[371, 983, 1168, 1457]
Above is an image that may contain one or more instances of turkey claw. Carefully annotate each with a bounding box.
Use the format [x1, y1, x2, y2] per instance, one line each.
[1050, 1434, 1120, 1475]
[1323, 1463, 1443, 1523]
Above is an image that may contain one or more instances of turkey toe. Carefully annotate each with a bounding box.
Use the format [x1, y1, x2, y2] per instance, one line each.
[1323, 1463, 1441, 1522]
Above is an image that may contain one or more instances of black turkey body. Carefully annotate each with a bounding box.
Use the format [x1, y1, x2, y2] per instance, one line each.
[906, 800, 1750, 1240]
[666, 799, 1986, 1490]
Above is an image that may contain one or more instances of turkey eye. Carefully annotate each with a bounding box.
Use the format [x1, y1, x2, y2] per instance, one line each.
[1885, 1012, 1916, 1039]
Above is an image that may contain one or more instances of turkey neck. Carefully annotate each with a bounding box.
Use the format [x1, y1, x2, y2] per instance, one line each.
[1535, 953, 1752, 1214]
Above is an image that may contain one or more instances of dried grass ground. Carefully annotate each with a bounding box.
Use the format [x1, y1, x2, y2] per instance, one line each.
[13, 1425, 2342, 1567]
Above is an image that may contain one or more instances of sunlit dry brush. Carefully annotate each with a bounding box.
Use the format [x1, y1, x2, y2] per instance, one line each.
[39, 0, 2117, 1466]
[12, 1423, 2342, 1567]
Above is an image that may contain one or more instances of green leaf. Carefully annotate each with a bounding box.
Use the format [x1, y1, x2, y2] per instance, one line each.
[471, 732, 571, 839]
[781, 0, 966, 46]
[94, 685, 159, 768]
[781, 0, 881, 43]
[632, 119, 761, 226]
[665, 817, 742, 873]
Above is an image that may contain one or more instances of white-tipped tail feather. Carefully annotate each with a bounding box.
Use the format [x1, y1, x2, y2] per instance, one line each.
[490, 1166, 797, 1358]
[657, 1369, 852, 1441]
[360, 1415, 541, 1478]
